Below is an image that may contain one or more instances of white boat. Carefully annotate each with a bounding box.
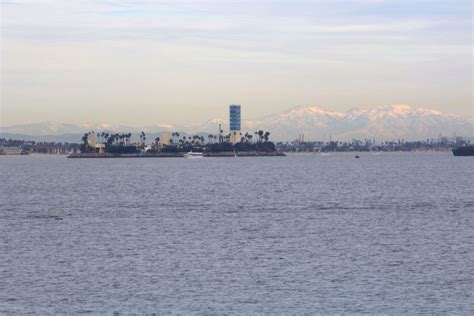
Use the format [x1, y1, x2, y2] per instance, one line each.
[184, 151, 204, 159]
[0, 147, 25, 155]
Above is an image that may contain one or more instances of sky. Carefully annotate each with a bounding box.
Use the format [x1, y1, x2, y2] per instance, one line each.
[1, 0, 472, 127]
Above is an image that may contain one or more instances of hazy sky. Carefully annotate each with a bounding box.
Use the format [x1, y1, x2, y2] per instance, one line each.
[1, 0, 472, 126]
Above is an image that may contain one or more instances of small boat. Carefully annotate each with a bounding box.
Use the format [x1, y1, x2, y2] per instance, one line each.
[452, 145, 474, 156]
[354, 155, 360, 159]
[184, 151, 204, 159]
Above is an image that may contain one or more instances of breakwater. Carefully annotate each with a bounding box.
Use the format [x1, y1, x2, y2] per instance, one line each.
[67, 151, 285, 158]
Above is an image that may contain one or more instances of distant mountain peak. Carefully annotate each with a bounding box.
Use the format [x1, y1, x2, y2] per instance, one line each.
[344, 104, 449, 121]
[1, 104, 472, 141]
[391, 104, 412, 111]
[282, 105, 344, 116]
[379, 104, 412, 111]
[80, 122, 115, 130]
[244, 104, 472, 140]
[376, 104, 444, 116]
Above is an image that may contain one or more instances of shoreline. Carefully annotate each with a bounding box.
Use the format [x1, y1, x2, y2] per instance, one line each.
[1, 150, 458, 158]
[67, 151, 286, 158]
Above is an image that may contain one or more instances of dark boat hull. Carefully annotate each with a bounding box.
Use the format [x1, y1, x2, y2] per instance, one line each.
[452, 146, 474, 156]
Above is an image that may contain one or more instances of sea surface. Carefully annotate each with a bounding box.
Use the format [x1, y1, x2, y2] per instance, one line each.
[1, 152, 473, 314]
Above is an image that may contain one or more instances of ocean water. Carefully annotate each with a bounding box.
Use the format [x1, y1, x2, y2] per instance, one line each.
[1, 153, 473, 314]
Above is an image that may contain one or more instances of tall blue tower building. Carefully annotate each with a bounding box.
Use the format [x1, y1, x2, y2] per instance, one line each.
[229, 104, 241, 144]
[229, 104, 241, 131]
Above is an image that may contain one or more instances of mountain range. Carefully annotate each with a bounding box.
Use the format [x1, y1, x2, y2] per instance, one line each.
[1, 105, 472, 142]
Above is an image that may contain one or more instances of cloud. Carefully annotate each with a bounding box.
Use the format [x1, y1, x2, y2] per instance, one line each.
[1, 0, 472, 125]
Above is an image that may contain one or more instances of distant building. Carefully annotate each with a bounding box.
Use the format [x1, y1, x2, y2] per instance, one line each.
[32, 144, 61, 154]
[229, 104, 241, 131]
[161, 133, 170, 145]
[229, 104, 241, 143]
[0, 147, 23, 155]
[88, 131, 97, 147]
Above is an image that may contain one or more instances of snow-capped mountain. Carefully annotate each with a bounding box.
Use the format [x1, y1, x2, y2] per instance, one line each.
[0, 121, 84, 136]
[192, 105, 472, 141]
[0, 121, 186, 136]
[244, 106, 346, 140]
[0, 121, 141, 136]
[336, 105, 473, 140]
[189, 118, 228, 134]
[1, 105, 472, 141]
[241, 105, 473, 141]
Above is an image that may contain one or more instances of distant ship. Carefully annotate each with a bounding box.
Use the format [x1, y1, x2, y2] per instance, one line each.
[452, 145, 474, 156]
[0, 147, 29, 155]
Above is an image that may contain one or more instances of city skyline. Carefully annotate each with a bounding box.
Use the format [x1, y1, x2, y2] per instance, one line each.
[1, 0, 473, 126]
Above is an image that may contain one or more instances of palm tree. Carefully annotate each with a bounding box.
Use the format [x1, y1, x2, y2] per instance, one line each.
[141, 131, 146, 147]
[81, 133, 89, 144]
[264, 131, 270, 142]
[80, 133, 90, 153]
